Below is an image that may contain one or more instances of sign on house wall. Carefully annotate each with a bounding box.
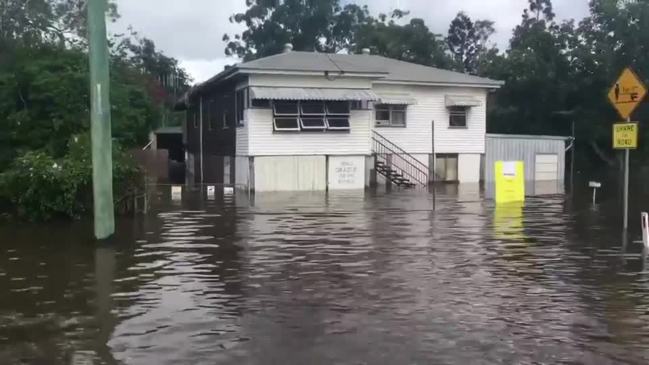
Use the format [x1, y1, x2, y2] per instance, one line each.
[328, 156, 365, 190]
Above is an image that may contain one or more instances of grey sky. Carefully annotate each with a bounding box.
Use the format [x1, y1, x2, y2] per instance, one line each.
[109, 0, 590, 83]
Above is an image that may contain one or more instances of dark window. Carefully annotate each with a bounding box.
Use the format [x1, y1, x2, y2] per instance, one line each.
[351, 100, 368, 110]
[301, 101, 325, 115]
[274, 117, 300, 131]
[208, 99, 218, 131]
[301, 117, 327, 130]
[375, 104, 407, 127]
[326, 101, 351, 115]
[327, 117, 350, 130]
[273, 101, 299, 115]
[236, 88, 246, 127]
[190, 108, 198, 129]
[251, 99, 270, 108]
[223, 108, 233, 129]
[449, 106, 467, 127]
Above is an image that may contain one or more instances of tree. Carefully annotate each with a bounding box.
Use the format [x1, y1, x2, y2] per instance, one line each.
[224, 0, 371, 60]
[446, 12, 495, 74]
[483, 0, 575, 138]
[355, 11, 452, 68]
[0, 0, 119, 46]
[0, 43, 160, 167]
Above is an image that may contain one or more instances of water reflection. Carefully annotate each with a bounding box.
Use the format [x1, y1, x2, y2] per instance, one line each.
[94, 246, 117, 364]
[2, 187, 649, 363]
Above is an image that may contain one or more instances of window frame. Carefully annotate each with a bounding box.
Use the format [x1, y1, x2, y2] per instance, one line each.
[273, 101, 300, 116]
[300, 101, 326, 116]
[375, 104, 407, 127]
[300, 117, 327, 130]
[274, 117, 301, 131]
[326, 117, 351, 131]
[449, 106, 468, 128]
[325, 101, 351, 116]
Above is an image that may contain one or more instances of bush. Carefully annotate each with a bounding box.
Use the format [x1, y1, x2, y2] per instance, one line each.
[0, 134, 143, 221]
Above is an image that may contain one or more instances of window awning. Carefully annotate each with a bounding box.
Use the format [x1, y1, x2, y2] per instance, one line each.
[377, 93, 417, 105]
[445, 95, 482, 107]
[250, 87, 379, 101]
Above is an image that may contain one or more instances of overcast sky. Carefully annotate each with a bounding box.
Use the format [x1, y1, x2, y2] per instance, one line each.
[108, 0, 590, 83]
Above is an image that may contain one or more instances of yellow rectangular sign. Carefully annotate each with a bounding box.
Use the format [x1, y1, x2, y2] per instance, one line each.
[613, 122, 638, 149]
[495, 161, 525, 204]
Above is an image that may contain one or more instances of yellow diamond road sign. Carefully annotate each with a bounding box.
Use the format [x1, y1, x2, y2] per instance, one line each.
[608, 68, 647, 119]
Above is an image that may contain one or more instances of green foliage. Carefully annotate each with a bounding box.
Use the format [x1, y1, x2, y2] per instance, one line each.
[0, 134, 141, 221]
[225, 1, 453, 67]
[480, 0, 649, 166]
[355, 12, 452, 69]
[0, 42, 161, 169]
[224, 0, 372, 60]
[447, 12, 496, 74]
[0, 0, 119, 47]
[0, 0, 190, 220]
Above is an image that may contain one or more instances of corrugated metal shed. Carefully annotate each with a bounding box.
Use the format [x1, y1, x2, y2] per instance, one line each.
[485, 133, 569, 184]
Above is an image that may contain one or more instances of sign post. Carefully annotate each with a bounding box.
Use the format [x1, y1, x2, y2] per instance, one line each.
[608, 68, 646, 230]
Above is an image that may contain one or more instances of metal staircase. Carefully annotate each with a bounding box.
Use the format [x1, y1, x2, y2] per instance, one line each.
[371, 131, 430, 188]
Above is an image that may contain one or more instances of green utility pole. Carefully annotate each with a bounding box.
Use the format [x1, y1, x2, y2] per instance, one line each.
[88, 0, 115, 239]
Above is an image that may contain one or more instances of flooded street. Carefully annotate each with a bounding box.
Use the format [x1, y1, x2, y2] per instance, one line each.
[2, 185, 649, 364]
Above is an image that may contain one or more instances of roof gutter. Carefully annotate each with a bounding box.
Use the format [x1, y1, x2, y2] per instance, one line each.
[374, 79, 504, 89]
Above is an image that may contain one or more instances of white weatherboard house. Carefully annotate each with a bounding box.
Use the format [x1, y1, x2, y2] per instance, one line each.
[180, 46, 503, 192]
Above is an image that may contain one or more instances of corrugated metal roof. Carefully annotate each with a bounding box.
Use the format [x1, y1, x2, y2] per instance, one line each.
[239, 51, 503, 87]
[377, 93, 417, 105]
[487, 133, 571, 141]
[155, 126, 182, 134]
[249, 87, 379, 101]
[445, 95, 482, 107]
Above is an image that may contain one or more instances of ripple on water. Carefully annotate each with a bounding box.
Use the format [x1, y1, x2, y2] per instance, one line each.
[3, 191, 649, 364]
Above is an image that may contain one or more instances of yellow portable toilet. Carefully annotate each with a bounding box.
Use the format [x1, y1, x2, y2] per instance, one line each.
[494, 161, 525, 204]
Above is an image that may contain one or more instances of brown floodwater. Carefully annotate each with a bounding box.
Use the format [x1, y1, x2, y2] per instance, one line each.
[2, 183, 649, 364]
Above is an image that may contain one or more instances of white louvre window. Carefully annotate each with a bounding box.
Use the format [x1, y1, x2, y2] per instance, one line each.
[326, 101, 351, 115]
[274, 117, 300, 131]
[301, 117, 327, 130]
[326, 117, 350, 130]
[272, 100, 351, 132]
[273, 101, 300, 131]
[300, 101, 326, 129]
[273, 101, 299, 116]
[301, 101, 325, 116]
[325, 101, 350, 131]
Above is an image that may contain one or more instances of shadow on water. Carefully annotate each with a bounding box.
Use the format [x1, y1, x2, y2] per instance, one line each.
[3, 184, 649, 363]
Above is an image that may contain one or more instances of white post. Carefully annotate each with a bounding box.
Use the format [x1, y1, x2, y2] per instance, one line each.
[623, 116, 631, 230]
[642, 212, 649, 251]
[199, 96, 204, 184]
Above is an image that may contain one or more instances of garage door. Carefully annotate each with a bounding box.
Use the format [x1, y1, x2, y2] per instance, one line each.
[535, 154, 558, 181]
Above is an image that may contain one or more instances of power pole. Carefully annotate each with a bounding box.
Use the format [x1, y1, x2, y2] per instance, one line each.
[88, 0, 115, 240]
